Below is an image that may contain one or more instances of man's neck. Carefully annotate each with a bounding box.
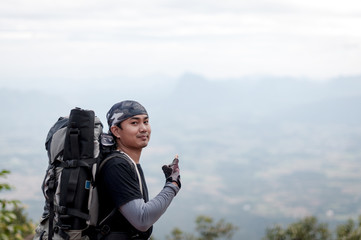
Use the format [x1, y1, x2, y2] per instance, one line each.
[117, 147, 142, 164]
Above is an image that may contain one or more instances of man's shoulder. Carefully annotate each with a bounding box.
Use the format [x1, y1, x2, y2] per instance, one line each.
[101, 152, 134, 171]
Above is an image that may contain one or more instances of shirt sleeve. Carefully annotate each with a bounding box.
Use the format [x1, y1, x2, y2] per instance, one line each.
[119, 183, 180, 232]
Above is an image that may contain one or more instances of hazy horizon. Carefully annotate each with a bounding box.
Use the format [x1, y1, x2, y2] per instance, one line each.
[1, 75, 361, 239]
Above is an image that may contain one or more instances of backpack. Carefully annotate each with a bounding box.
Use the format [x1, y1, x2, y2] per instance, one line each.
[33, 108, 113, 240]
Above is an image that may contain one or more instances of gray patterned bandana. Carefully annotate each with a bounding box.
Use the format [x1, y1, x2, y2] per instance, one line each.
[106, 100, 148, 128]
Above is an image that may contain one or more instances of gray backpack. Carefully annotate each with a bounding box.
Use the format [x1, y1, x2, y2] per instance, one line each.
[34, 108, 112, 240]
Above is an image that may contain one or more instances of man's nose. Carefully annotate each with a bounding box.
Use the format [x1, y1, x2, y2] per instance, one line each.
[139, 123, 147, 131]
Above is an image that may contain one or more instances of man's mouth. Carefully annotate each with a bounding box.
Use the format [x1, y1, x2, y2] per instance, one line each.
[138, 135, 148, 140]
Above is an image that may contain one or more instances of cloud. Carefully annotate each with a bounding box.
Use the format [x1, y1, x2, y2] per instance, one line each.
[0, 0, 360, 82]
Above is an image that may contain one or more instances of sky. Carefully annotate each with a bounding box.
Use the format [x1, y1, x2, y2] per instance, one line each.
[0, 0, 361, 89]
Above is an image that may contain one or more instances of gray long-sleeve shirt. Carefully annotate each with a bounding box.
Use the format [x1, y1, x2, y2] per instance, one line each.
[120, 183, 179, 232]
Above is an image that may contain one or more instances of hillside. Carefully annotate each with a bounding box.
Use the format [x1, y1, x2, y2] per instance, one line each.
[1, 74, 361, 239]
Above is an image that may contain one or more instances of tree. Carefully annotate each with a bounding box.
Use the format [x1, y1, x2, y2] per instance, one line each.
[166, 215, 238, 240]
[263, 215, 361, 240]
[336, 215, 361, 240]
[0, 169, 35, 240]
[263, 216, 331, 240]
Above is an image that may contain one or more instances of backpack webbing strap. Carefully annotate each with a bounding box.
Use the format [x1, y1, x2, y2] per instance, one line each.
[67, 208, 90, 220]
[59, 159, 94, 168]
[47, 167, 57, 240]
[56, 206, 90, 220]
[61, 125, 81, 205]
[98, 208, 117, 226]
[57, 227, 70, 240]
[66, 167, 80, 203]
[120, 152, 143, 196]
[69, 126, 80, 159]
[61, 158, 96, 204]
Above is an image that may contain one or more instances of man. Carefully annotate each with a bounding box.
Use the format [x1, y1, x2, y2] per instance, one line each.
[98, 100, 181, 240]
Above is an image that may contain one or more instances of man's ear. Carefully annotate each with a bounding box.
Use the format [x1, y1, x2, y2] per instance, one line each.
[110, 125, 120, 139]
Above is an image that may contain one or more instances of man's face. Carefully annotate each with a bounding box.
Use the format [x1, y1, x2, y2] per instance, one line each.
[116, 114, 151, 150]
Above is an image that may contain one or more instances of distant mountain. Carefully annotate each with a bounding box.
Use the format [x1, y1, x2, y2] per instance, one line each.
[1, 74, 361, 239]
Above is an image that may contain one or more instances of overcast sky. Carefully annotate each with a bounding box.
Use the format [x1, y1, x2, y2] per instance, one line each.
[1, 0, 361, 89]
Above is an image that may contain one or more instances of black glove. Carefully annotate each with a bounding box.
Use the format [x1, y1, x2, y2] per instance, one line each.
[162, 155, 181, 189]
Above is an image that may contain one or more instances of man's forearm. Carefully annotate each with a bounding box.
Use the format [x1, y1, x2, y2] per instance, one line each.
[119, 183, 179, 232]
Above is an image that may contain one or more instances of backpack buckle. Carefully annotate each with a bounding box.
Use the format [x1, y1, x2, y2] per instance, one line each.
[57, 206, 67, 214]
[100, 225, 110, 235]
[69, 127, 80, 135]
[64, 160, 77, 168]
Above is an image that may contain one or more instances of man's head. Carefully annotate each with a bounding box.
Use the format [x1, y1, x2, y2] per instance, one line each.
[106, 100, 151, 153]
[107, 100, 148, 129]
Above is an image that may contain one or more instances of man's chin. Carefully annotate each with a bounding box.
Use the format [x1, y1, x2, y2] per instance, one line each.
[140, 141, 149, 148]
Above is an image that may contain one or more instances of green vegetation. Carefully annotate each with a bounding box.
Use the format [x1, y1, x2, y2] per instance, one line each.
[263, 216, 330, 240]
[165, 215, 239, 240]
[0, 169, 35, 240]
[163, 214, 361, 240]
[335, 216, 361, 240]
[263, 215, 361, 240]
